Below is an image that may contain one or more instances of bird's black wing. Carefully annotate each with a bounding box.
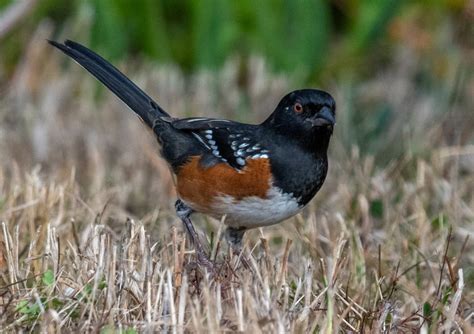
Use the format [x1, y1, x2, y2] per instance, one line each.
[170, 118, 269, 170]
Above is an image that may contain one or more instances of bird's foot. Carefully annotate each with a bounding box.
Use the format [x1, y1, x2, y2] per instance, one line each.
[223, 227, 250, 269]
[175, 199, 216, 275]
[193, 241, 216, 274]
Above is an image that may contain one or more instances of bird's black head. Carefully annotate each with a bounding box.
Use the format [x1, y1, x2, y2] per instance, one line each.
[263, 89, 336, 153]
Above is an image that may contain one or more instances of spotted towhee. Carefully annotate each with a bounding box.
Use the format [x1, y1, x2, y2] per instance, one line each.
[49, 40, 336, 270]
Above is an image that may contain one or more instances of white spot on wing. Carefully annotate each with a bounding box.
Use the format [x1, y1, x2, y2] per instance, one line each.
[236, 157, 246, 166]
[251, 154, 268, 159]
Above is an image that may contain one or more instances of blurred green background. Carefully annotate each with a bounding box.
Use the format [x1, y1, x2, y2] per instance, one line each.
[0, 0, 473, 163]
[2, 0, 471, 75]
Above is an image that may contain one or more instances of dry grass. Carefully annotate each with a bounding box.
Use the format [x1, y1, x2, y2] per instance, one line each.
[0, 30, 473, 332]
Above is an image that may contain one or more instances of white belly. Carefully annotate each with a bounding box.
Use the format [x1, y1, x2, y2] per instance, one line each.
[210, 186, 301, 228]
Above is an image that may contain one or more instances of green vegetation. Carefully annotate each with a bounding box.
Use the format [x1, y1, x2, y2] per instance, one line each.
[0, 1, 469, 75]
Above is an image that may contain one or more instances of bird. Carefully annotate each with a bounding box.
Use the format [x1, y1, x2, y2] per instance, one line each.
[49, 40, 336, 271]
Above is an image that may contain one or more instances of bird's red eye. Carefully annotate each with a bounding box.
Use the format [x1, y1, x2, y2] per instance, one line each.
[294, 103, 303, 113]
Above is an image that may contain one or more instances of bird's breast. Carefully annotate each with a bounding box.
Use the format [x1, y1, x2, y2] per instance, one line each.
[176, 155, 301, 228]
[210, 186, 301, 228]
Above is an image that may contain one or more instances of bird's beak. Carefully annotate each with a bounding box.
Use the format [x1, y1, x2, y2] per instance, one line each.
[307, 106, 335, 127]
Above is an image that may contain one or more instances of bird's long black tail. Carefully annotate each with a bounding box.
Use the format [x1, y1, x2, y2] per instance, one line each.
[48, 40, 169, 128]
